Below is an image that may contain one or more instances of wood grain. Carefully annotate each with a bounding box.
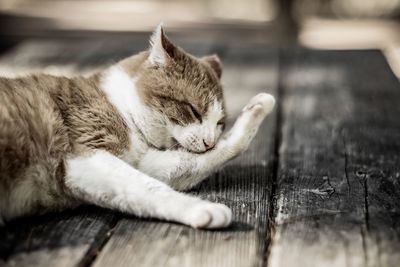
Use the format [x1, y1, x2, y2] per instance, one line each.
[268, 49, 400, 267]
[0, 207, 116, 267]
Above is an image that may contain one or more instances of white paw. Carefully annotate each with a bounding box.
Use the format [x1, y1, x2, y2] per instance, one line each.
[185, 202, 232, 229]
[226, 93, 275, 154]
[239, 93, 275, 131]
[243, 93, 275, 115]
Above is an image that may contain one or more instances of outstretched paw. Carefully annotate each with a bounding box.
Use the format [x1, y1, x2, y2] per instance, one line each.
[222, 93, 275, 155]
[237, 93, 275, 132]
[186, 202, 232, 229]
[243, 93, 275, 115]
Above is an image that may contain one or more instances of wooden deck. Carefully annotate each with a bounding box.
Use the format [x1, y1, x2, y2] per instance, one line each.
[0, 38, 399, 267]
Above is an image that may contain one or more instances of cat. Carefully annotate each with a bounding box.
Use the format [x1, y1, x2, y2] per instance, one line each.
[0, 24, 275, 229]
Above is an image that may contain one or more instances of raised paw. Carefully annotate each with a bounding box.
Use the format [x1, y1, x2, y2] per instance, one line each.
[236, 93, 275, 132]
[243, 93, 275, 115]
[185, 202, 232, 229]
[218, 93, 275, 157]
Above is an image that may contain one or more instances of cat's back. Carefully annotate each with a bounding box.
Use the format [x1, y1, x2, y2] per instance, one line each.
[0, 74, 69, 167]
[0, 74, 71, 222]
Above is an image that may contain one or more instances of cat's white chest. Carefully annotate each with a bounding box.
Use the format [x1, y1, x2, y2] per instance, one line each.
[101, 66, 172, 166]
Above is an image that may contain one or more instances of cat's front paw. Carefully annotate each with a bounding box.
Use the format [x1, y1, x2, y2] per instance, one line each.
[239, 93, 275, 134]
[226, 93, 275, 155]
[185, 202, 232, 229]
[243, 93, 275, 115]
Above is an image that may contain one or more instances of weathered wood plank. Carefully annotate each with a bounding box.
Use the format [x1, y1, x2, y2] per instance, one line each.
[0, 38, 141, 77]
[341, 51, 400, 267]
[268, 49, 400, 267]
[0, 207, 116, 267]
[91, 45, 279, 267]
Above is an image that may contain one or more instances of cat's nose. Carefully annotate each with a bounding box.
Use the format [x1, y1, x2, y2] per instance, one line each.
[203, 139, 215, 150]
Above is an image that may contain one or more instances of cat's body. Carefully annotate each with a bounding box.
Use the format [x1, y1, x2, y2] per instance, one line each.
[0, 73, 128, 222]
[0, 25, 275, 228]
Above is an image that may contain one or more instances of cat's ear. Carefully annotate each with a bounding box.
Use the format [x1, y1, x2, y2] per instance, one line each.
[203, 54, 223, 79]
[149, 23, 176, 66]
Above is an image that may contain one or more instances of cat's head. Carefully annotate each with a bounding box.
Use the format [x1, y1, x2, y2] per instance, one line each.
[136, 24, 225, 153]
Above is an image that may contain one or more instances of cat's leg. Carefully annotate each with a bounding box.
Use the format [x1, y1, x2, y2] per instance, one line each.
[139, 93, 275, 190]
[65, 150, 231, 228]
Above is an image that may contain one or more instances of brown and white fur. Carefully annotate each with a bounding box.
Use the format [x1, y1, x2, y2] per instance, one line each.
[0, 24, 275, 228]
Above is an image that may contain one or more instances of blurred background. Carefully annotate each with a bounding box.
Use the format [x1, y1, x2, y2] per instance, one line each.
[0, 0, 399, 78]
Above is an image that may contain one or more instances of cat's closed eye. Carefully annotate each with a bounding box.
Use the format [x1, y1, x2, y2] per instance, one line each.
[217, 120, 225, 130]
[188, 104, 202, 122]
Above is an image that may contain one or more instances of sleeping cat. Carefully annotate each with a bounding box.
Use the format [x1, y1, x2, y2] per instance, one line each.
[0, 24, 275, 229]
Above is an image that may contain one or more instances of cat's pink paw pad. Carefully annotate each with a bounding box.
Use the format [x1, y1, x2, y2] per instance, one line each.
[187, 203, 232, 229]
